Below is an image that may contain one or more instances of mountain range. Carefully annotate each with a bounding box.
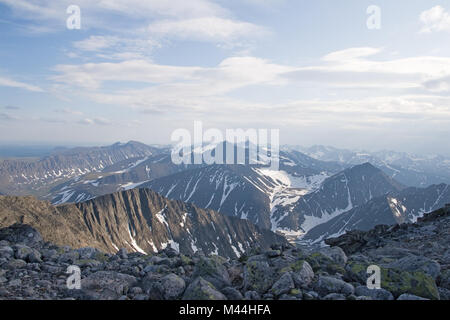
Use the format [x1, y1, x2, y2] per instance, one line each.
[1, 140, 449, 248]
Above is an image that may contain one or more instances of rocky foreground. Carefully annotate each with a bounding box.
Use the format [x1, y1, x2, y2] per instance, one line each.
[0, 206, 449, 300]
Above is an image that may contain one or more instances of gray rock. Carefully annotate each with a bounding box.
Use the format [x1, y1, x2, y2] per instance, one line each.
[28, 250, 42, 263]
[8, 279, 22, 287]
[6, 259, 27, 269]
[159, 273, 186, 300]
[385, 255, 441, 279]
[397, 294, 429, 300]
[323, 293, 346, 300]
[243, 260, 275, 294]
[271, 272, 294, 297]
[354, 286, 394, 300]
[291, 261, 314, 287]
[314, 276, 355, 297]
[439, 270, 450, 289]
[438, 287, 450, 300]
[58, 251, 80, 264]
[222, 287, 243, 300]
[0, 246, 14, 259]
[14, 244, 33, 260]
[319, 247, 348, 266]
[81, 271, 137, 300]
[279, 294, 298, 300]
[77, 247, 99, 260]
[182, 277, 227, 300]
[0, 224, 43, 247]
[192, 256, 231, 289]
[244, 291, 261, 300]
[117, 248, 128, 260]
[265, 250, 281, 258]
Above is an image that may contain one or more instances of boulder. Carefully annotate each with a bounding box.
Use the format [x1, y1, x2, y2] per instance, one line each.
[182, 277, 227, 300]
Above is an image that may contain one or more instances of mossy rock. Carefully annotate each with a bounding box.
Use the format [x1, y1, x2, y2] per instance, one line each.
[326, 263, 346, 275]
[345, 260, 371, 284]
[182, 277, 226, 300]
[192, 257, 231, 289]
[345, 261, 440, 300]
[244, 260, 275, 294]
[306, 252, 341, 274]
[180, 254, 193, 266]
[381, 268, 439, 300]
[290, 288, 301, 295]
[94, 252, 109, 263]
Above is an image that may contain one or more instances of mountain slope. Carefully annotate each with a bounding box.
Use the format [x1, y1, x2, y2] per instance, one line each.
[303, 183, 450, 244]
[0, 189, 286, 258]
[0, 141, 160, 196]
[293, 145, 450, 187]
[47, 153, 189, 205]
[273, 163, 405, 238]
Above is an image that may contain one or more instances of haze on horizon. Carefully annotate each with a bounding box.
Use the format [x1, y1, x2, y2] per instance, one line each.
[1, 1, 450, 156]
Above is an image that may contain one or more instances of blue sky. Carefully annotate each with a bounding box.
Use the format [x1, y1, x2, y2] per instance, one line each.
[1, 0, 450, 155]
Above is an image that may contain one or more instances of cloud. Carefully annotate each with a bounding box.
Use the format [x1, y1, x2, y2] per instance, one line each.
[420, 6, 450, 33]
[322, 47, 382, 62]
[53, 108, 83, 116]
[77, 117, 112, 126]
[0, 76, 43, 92]
[48, 46, 450, 138]
[4, 105, 20, 110]
[0, 112, 19, 121]
[72, 36, 160, 60]
[148, 16, 267, 43]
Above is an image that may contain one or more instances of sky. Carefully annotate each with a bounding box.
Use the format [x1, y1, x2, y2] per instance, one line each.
[1, 0, 450, 155]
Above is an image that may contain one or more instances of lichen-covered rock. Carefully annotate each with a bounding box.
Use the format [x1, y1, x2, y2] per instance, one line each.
[314, 276, 355, 297]
[289, 260, 315, 287]
[182, 277, 227, 300]
[345, 260, 440, 300]
[380, 268, 440, 300]
[243, 260, 275, 294]
[319, 247, 348, 266]
[306, 252, 345, 275]
[192, 256, 231, 289]
[384, 255, 441, 280]
[354, 286, 394, 300]
[221, 287, 243, 300]
[271, 272, 294, 297]
[80, 271, 137, 300]
[160, 273, 186, 300]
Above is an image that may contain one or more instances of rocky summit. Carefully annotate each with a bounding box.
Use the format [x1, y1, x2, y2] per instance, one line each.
[1, 205, 449, 300]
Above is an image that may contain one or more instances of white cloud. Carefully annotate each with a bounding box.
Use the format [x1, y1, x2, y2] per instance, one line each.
[72, 36, 160, 60]
[322, 47, 382, 62]
[420, 6, 450, 33]
[0, 76, 43, 92]
[78, 117, 112, 126]
[148, 16, 267, 42]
